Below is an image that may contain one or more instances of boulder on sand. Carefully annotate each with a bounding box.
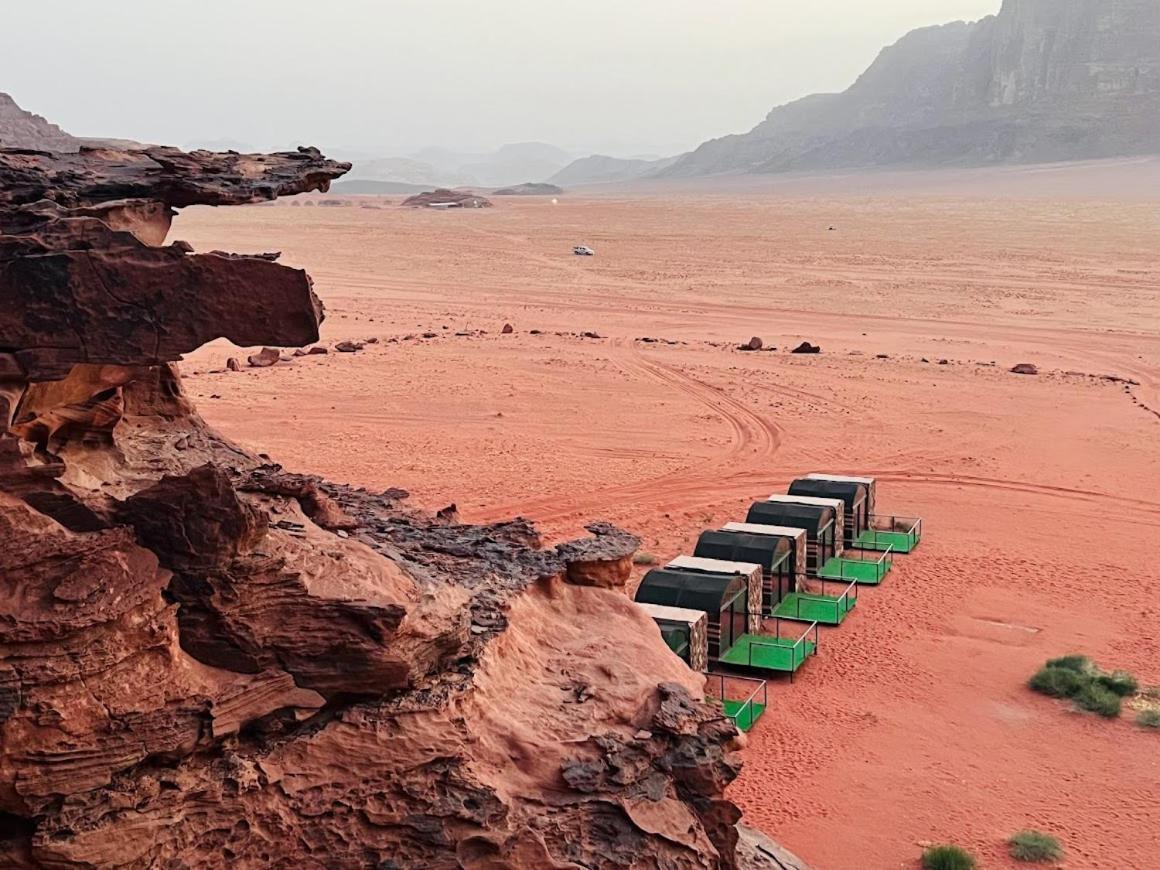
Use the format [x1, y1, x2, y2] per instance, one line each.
[739, 336, 763, 351]
[791, 341, 821, 354]
[402, 189, 492, 209]
[247, 347, 280, 367]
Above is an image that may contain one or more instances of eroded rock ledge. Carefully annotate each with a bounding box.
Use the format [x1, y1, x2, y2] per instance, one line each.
[0, 144, 750, 867]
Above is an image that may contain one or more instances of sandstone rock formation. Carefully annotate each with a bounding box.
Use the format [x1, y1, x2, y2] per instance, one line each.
[247, 348, 281, 368]
[663, 0, 1160, 176]
[401, 189, 493, 208]
[0, 142, 750, 867]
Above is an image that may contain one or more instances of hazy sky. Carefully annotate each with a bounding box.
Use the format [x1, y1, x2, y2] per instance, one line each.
[4, 0, 998, 158]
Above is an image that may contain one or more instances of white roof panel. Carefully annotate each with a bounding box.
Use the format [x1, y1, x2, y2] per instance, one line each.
[668, 554, 762, 578]
[722, 522, 806, 541]
[637, 602, 705, 625]
[764, 494, 844, 510]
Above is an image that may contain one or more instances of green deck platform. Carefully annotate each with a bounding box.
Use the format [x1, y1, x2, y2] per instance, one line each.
[855, 528, 920, 554]
[816, 555, 891, 585]
[770, 591, 855, 625]
[719, 633, 817, 672]
[720, 698, 767, 732]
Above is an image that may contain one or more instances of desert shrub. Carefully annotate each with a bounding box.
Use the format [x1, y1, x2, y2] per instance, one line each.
[1096, 669, 1138, 697]
[1137, 709, 1160, 729]
[1045, 654, 1092, 674]
[1009, 830, 1063, 863]
[921, 844, 976, 870]
[1028, 666, 1084, 699]
[632, 552, 657, 566]
[1074, 683, 1121, 718]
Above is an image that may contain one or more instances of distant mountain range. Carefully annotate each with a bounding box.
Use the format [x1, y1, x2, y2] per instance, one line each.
[662, 0, 1160, 177]
[547, 154, 680, 186]
[13, 0, 1155, 190]
[339, 142, 575, 190]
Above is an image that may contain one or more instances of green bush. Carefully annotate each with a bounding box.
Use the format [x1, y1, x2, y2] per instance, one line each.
[921, 845, 976, 870]
[1137, 709, 1160, 729]
[1075, 683, 1122, 718]
[1028, 666, 1084, 699]
[1045, 654, 1092, 674]
[1009, 830, 1063, 862]
[632, 552, 657, 566]
[1096, 669, 1138, 697]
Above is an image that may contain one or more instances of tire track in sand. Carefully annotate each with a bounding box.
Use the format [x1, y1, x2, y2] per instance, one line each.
[473, 338, 783, 524]
[474, 344, 1160, 527]
[862, 470, 1160, 515]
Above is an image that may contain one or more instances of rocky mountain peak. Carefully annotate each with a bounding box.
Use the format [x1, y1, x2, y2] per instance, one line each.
[663, 0, 1160, 177]
[0, 92, 79, 151]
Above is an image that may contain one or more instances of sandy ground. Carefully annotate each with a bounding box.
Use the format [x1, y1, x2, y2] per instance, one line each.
[177, 163, 1160, 869]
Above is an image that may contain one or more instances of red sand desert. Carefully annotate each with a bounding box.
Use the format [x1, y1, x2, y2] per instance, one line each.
[177, 162, 1160, 868]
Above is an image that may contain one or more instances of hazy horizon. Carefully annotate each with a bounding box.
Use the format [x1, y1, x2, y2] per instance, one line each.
[5, 1, 997, 159]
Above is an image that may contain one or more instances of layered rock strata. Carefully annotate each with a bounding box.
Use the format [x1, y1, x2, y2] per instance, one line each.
[0, 143, 749, 867]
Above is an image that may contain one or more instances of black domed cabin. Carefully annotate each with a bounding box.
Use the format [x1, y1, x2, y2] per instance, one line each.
[788, 477, 869, 546]
[692, 529, 796, 615]
[745, 499, 839, 573]
[634, 567, 752, 662]
[807, 473, 923, 553]
[721, 522, 808, 591]
[667, 555, 764, 630]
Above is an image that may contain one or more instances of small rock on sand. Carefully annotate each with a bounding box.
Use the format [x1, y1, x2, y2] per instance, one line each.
[502, 323, 514, 334]
[1010, 363, 1039, 375]
[335, 341, 364, 353]
[307, 346, 328, 355]
[226, 357, 242, 372]
[739, 336, 763, 351]
[791, 341, 821, 354]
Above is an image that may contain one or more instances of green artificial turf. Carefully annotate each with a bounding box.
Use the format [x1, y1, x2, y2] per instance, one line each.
[816, 556, 890, 585]
[720, 698, 767, 731]
[855, 528, 919, 553]
[770, 591, 855, 625]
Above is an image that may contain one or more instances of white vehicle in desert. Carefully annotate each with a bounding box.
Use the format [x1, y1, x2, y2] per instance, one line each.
[573, 245, 595, 256]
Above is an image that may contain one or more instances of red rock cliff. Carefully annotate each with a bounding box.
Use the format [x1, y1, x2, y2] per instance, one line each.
[0, 143, 748, 867]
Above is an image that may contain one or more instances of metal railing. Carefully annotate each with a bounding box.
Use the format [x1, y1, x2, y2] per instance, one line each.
[778, 577, 859, 624]
[808, 543, 894, 583]
[852, 514, 922, 552]
[705, 672, 769, 731]
[759, 618, 820, 682]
